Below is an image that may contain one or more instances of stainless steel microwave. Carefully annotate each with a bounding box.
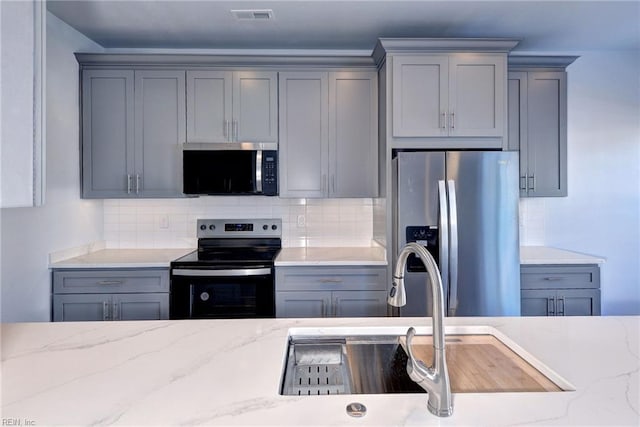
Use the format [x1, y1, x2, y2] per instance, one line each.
[183, 146, 278, 196]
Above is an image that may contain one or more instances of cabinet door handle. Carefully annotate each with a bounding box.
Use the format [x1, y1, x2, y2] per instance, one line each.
[557, 297, 565, 316]
[103, 301, 110, 320]
[331, 175, 336, 194]
[321, 174, 327, 193]
[333, 297, 339, 317]
[319, 279, 343, 284]
[112, 302, 119, 321]
[547, 297, 555, 316]
[127, 174, 132, 194]
[233, 120, 238, 141]
[450, 111, 455, 129]
[97, 280, 124, 285]
[440, 112, 446, 129]
[520, 175, 527, 191]
[135, 174, 140, 194]
[528, 175, 535, 191]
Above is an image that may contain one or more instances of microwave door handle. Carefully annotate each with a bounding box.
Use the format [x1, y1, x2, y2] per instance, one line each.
[255, 150, 263, 193]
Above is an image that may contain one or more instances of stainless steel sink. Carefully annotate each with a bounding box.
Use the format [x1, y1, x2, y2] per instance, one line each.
[280, 335, 422, 395]
[280, 327, 574, 396]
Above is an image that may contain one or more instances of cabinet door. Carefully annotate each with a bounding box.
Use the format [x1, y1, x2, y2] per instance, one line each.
[278, 72, 328, 198]
[521, 290, 557, 316]
[392, 55, 448, 137]
[526, 72, 567, 197]
[507, 72, 529, 196]
[82, 69, 134, 198]
[134, 70, 186, 197]
[333, 291, 387, 317]
[449, 54, 505, 137]
[329, 72, 378, 197]
[233, 71, 278, 143]
[53, 294, 111, 321]
[276, 291, 331, 318]
[186, 71, 232, 143]
[557, 289, 600, 316]
[113, 293, 169, 320]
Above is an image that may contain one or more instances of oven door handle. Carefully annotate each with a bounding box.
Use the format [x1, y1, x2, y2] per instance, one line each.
[172, 268, 272, 277]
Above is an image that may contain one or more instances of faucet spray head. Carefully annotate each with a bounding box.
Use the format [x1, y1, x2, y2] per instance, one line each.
[387, 274, 406, 307]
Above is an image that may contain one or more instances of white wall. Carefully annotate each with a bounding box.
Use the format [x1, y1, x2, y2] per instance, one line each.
[521, 50, 640, 315]
[0, 13, 103, 322]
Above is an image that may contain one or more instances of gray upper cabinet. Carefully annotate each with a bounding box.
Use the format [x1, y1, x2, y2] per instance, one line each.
[279, 70, 378, 198]
[392, 54, 506, 139]
[508, 56, 577, 197]
[278, 72, 328, 197]
[329, 72, 378, 197]
[82, 69, 185, 198]
[82, 69, 134, 198]
[135, 70, 185, 197]
[186, 71, 232, 143]
[185, 70, 277, 143]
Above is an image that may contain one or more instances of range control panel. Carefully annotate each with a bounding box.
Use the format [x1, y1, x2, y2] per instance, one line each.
[405, 226, 439, 272]
[197, 219, 282, 238]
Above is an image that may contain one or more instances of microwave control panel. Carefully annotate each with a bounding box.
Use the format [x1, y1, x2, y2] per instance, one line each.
[262, 150, 278, 196]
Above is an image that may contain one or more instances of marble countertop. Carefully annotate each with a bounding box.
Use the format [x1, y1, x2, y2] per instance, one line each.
[275, 247, 387, 266]
[49, 248, 195, 269]
[520, 246, 606, 265]
[1, 316, 637, 426]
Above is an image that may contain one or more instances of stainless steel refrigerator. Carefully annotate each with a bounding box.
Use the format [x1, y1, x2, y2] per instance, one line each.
[392, 151, 520, 317]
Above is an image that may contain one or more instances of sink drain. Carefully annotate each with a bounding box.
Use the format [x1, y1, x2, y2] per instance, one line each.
[346, 402, 367, 417]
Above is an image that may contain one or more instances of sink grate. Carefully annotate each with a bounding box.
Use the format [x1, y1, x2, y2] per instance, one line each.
[292, 364, 347, 395]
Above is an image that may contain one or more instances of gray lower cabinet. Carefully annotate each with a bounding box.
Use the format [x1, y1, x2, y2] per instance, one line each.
[82, 69, 185, 198]
[275, 266, 387, 317]
[520, 264, 601, 316]
[508, 56, 577, 197]
[52, 268, 169, 321]
[278, 70, 378, 198]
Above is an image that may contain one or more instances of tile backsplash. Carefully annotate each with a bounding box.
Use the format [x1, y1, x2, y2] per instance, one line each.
[104, 197, 374, 249]
[104, 197, 543, 249]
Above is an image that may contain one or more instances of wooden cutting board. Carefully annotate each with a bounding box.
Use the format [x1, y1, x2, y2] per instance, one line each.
[400, 334, 562, 393]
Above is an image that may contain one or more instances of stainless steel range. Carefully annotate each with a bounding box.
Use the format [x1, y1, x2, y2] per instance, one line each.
[170, 219, 282, 319]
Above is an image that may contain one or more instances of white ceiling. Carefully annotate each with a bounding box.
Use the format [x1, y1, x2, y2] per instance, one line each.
[47, 0, 640, 53]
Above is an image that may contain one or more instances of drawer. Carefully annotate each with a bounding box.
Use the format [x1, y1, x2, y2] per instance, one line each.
[52, 268, 169, 294]
[276, 266, 387, 291]
[520, 264, 600, 290]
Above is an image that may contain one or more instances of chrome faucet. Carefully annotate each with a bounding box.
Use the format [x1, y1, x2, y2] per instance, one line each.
[388, 242, 453, 417]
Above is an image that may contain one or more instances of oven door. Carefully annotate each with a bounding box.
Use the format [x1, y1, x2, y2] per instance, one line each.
[170, 267, 275, 319]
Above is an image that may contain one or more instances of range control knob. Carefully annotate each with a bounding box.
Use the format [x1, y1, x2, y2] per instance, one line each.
[263, 224, 269, 231]
[272, 224, 278, 230]
[199, 224, 207, 231]
[209, 224, 216, 230]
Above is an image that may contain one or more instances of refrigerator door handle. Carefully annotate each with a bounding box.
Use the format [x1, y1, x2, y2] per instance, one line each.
[438, 180, 450, 313]
[447, 179, 459, 317]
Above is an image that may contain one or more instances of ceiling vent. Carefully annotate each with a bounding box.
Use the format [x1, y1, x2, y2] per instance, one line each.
[231, 9, 274, 21]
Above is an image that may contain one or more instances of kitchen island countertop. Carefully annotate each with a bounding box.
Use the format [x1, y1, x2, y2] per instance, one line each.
[1, 316, 637, 426]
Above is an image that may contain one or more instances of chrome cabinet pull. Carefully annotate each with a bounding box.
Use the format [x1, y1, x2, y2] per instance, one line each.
[440, 112, 446, 129]
[319, 278, 343, 284]
[520, 175, 527, 191]
[321, 174, 327, 193]
[557, 297, 565, 316]
[223, 119, 229, 140]
[127, 174, 132, 194]
[450, 111, 455, 129]
[528, 175, 535, 191]
[331, 175, 336, 194]
[112, 302, 119, 321]
[547, 297, 555, 316]
[103, 301, 110, 320]
[135, 174, 140, 194]
[233, 120, 238, 141]
[333, 297, 339, 317]
[97, 280, 124, 285]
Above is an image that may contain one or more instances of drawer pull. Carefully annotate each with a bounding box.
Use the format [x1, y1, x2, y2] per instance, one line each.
[543, 277, 563, 281]
[97, 280, 124, 285]
[319, 279, 343, 284]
